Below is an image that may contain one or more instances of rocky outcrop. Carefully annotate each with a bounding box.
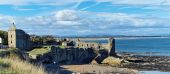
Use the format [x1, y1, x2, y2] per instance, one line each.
[102, 56, 123, 66]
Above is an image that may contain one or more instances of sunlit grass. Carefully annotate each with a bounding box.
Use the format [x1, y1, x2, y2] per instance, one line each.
[0, 58, 46, 74]
[59, 45, 65, 49]
[28, 46, 51, 56]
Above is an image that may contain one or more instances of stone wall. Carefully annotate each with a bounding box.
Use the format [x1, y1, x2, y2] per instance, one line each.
[75, 38, 116, 56]
[75, 41, 100, 49]
[51, 46, 97, 64]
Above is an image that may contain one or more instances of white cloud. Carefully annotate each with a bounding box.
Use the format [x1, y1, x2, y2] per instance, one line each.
[54, 10, 79, 21]
[1, 9, 170, 36]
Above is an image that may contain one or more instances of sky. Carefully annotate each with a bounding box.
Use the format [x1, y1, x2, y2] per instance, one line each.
[0, 0, 170, 36]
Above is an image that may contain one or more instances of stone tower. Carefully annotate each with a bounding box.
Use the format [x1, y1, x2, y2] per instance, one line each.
[8, 23, 17, 48]
[8, 22, 32, 50]
[108, 37, 116, 56]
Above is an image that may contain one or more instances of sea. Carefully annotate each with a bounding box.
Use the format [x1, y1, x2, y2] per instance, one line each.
[75, 37, 170, 56]
[116, 37, 170, 56]
[116, 37, 170, 74]
[70, 37, 170, 73]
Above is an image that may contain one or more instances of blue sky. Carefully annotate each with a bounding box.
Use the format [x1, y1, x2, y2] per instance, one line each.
[0, 0, 170, 36]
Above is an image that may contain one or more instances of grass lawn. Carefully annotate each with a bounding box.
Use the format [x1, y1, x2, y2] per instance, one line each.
[28, 46, 51, 56]
[59, 45, 65, 49]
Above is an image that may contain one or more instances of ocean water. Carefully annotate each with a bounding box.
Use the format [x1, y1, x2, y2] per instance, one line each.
[116, 37, 170, 56]
[139, 71, 170, 74]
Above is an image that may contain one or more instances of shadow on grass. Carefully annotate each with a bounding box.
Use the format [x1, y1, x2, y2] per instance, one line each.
[0, 61, 10, 68]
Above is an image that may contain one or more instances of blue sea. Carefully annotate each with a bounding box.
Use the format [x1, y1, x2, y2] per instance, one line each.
[74, 37, 170, 56]
[116, 37, 170, 56]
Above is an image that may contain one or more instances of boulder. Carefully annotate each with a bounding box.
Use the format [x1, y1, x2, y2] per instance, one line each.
[102, 56, 123, 66]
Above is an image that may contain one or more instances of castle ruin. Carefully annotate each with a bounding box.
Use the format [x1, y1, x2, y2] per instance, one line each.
[75, 38, 115, 55]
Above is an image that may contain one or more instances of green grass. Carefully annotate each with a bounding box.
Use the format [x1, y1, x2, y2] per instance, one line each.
[28, 46, 51, 56]
[59, 45, 65, 49]
[0, 48, 46, 74]
[0, 59, 10, 68]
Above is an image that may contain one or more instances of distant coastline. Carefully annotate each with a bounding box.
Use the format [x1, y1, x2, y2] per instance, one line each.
[115, 36, 170, 40]
[54, 35, 170, 38]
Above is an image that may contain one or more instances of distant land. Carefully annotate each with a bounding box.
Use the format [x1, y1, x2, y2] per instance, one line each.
[2, 29, 170, 38]
[54, 35, 170, 38]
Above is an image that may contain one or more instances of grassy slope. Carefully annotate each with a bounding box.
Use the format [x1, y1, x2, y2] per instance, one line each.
[0, 49, 46, 74]
[28, 46, 51, 56]
[0, 58, 46, 74]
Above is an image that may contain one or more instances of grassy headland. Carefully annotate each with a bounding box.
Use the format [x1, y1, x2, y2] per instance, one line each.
[28, 46, 51, 59]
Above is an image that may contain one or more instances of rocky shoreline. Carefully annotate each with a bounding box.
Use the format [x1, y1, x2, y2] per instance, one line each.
[121, 55, 170, 72]
[44, 55, 170, 74]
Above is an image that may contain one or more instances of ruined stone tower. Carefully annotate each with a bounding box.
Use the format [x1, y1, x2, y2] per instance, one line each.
[108, 37, 116, 56]
[8, 22, 32, 50]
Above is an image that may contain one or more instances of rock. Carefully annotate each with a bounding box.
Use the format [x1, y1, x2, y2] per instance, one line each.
[102, 56, 123, 66]
[91, 60, 98, 65]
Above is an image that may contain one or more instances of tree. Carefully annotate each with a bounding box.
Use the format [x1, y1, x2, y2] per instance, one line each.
[0, 30, 8, 45]
[30, 35, 57, 47]
[30, 35, 43, 47]
[42, 35, 56, 45]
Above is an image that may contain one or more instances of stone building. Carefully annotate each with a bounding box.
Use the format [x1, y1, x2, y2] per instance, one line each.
[76, 39, 100, 49]
[8, 23, 32, 50]
[60, 38, 75, 47]
[75, 38, 115, 55]
[51, 38, 116, 64]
